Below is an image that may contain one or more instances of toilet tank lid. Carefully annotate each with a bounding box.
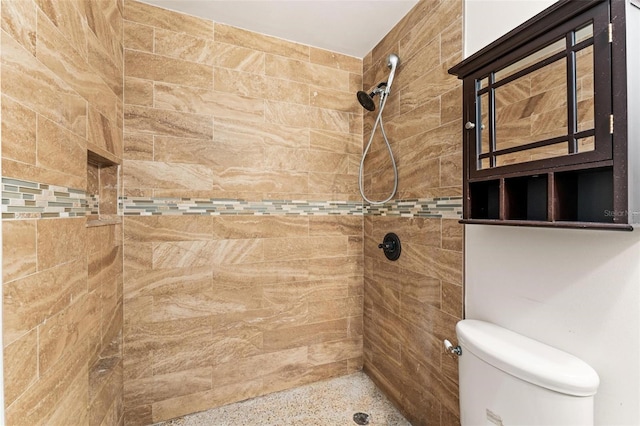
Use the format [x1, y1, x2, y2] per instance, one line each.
[456, 320, 600, 396]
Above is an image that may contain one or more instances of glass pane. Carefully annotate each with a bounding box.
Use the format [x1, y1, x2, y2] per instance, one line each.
[576, 45, 594, 134]
[479, 76, 489, 89]
[495, 38, 566, 81]
[494, 58, 567, 152]
[496, 143, 568, 167]
[575, 23, 593, 44]
[479, 157, 491, 170]
[577, 136, 595, 153]
[479, 92, 490, 154]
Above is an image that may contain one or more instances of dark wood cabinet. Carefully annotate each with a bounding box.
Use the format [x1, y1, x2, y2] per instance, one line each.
[449, 0, 639, 230]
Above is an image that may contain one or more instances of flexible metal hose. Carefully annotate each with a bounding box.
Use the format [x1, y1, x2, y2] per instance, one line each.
[358, 91, 398, 205]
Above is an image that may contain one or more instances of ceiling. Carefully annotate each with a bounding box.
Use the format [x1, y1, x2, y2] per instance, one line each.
[138, 0, 420, 58]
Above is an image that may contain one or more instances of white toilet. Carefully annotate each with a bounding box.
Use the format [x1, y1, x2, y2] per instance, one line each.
[456, 320, 600, 426]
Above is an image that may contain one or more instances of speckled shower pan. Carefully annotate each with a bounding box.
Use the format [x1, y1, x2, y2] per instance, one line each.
[155, 372, 411, 426]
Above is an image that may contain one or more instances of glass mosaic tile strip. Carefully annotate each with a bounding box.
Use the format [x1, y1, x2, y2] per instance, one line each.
[1, 177, 95, 219]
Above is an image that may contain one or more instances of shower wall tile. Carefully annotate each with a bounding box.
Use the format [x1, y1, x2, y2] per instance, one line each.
[215, 23, 309, 61]
[121, 2, 364, 422]
[2, 0, 124, 424]
[362, 0, 463, 425]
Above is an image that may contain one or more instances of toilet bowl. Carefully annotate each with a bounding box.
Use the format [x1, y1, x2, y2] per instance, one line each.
[456, 320, 600, 426]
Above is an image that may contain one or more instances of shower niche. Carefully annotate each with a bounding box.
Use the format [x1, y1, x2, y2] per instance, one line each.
[449, 0, 639, 230]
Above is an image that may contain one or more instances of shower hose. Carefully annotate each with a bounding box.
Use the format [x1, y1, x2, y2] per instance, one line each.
[358, 91, 398, 205]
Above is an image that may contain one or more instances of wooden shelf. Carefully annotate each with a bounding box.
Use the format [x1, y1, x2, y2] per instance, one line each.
[460, 219, 633, 231]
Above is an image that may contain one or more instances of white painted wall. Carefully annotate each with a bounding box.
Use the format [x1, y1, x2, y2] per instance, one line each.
[463, 2, 640, 425]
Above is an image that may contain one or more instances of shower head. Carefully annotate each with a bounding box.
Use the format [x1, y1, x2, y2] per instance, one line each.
[356, 82, 387, 111]
[357, 90, 376, 111]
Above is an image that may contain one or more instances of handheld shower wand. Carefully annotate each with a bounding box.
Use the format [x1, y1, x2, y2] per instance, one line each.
[385, 53, 399, 94]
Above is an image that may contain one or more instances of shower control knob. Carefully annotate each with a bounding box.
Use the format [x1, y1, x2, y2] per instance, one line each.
[465, 121, 476, 130]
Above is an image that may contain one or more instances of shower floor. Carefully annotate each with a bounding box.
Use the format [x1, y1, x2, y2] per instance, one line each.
[155, 371, 411, 426]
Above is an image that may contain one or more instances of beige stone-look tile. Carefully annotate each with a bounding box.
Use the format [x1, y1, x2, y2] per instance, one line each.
[212, 42, 265, 73]
[309, 129, 361, 155]
[35, 0, 88, 58]
[309, 256, 362, 281]
[400, 119, 461, 163]
[39, 293, 98, 376]
[2, 220, 37, 283]
[125, 366, 212, 408]
[87, 28, 123, 102]
[262, 146, 308, 171]
[125, 50, 212, 89]
[441, 86, 462, 125]
[124, 20, 153, 52]
[442, 219, 463, 252]
[214, 67, 265, 98]
[36, 115, 87, 186]
[37, 9, 116, 121]
[212, 168, 308, 195]
[3, 258, 86, 345]
[264, 100, 310, 128]
[124, 403, 152, 426]
[1, 94, 37, 165]
[150, 378, 263, 424]
[2, 159, 85, 192]
[309, 215, 362, 236]
[2, 30, 87, 137]
[423, 247, 463, 286]
[387, 97, 441, 142]
[442, 280, 463, 319]
[307, 151, 350, 174]
[215, 23, 309, 61]
[124, 104, 213, 139]
[151, 241, 217, 269]
[124, 216, 213, 243]
[155, 27, 215, 64]
[400, 268, 441, 308]
[264, 76, 310, 105]
[124, 0, 213, 39]
[154, 82, 264, 122]
[308, 172, 357, 196]
[1, 0, 37, 55]
[262, 236, 347, 262]
[214, 260, 309, 286]
[265, 54, 349, 91]
[309, 86, 359, 113]
[308, 336, 362, 366]
[37, 217, 87, 270]
[125, 76, 153, 106]
[88, 107, 123, 158]
[5, 344, 89, 425]
[399, 0, 462, 62]
[441, 18, 463, 63]
[309, 106, 350, 133]
[309, 47, 361, 73]
[89, 358, 123, 426]
[212, 347, 307, 388]
[402, 64, 460, 115]
[123, 159, 213, 191]
[215, 117, 309, 149]
[123, 132, 153, 160]
[212, 216, 308, 239]
[3, 328, 38, 406]
[396, 37, 441, 89]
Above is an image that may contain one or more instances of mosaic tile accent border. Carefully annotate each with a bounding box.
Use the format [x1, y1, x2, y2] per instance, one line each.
[120, 197, 365, 216]
[1, 177, 95, 219]
[365, 197, 463, 218]
[2, 177, 463, 220]
[120, 196, 463, 218]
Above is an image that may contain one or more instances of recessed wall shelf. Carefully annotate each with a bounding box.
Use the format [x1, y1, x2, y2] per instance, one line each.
[449, 0, 639, 230]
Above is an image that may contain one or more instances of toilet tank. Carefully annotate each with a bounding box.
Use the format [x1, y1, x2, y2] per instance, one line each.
[456, 320, 600, 426]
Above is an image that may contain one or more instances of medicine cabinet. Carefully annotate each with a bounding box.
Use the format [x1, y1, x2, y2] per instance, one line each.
[449, 0, 639, 230]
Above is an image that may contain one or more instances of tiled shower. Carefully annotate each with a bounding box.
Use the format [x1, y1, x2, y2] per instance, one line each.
[1, 0, 463, 425]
